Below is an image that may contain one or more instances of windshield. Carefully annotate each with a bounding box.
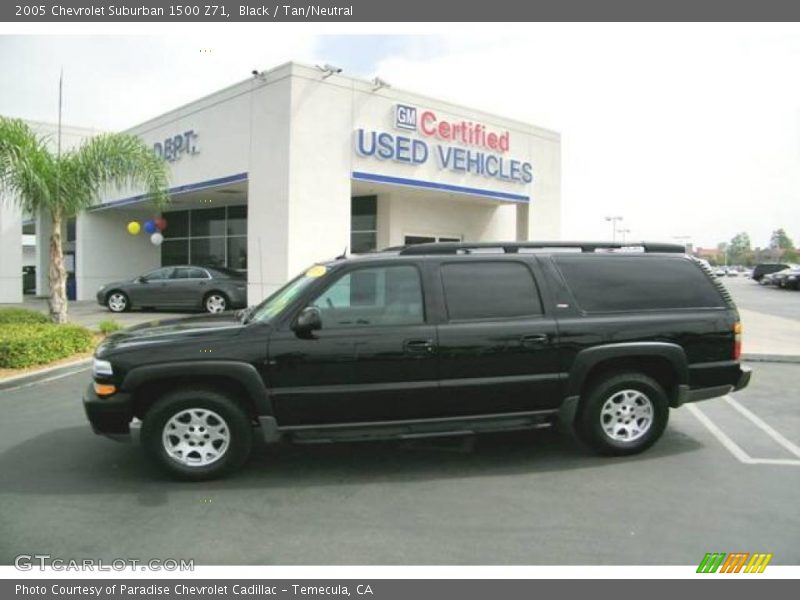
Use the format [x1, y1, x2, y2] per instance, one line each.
[247, 264, 329, 323]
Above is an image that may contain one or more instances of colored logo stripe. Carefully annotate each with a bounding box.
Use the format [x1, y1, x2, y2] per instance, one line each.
[697, 552, 772, 573]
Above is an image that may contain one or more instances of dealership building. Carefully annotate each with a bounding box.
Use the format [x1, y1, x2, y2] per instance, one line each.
[0, 61, 561, 305]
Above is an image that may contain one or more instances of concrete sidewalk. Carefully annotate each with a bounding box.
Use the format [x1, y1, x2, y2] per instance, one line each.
[739, 308, 800, 359]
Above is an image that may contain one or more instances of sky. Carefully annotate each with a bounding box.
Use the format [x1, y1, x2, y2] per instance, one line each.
[1, 25, 798, 249]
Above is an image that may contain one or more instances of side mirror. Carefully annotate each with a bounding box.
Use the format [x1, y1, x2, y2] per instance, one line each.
[293, 306, 322, 335]
[135, 276, 146, 284]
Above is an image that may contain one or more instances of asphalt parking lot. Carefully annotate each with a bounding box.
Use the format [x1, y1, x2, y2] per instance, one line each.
[0, 361, 798, 565]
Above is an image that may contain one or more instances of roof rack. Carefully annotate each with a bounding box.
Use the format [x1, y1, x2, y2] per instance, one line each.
[397, 241, 686, 256]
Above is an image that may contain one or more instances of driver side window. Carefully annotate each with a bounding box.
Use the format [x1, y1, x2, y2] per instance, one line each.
[311, 265, 424, 328]
[143, 268, 173, 281]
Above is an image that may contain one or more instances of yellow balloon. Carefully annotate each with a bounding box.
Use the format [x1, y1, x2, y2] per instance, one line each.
[127, 221, 141, 235]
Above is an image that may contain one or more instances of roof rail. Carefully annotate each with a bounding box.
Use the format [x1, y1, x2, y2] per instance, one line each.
[396, 241, 686, 256]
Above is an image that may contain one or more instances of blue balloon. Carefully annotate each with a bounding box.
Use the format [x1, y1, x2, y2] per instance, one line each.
[143, 219, 157, 234]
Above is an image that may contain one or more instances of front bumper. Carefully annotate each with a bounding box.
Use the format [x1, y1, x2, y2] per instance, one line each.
[83, 384, 133, 440]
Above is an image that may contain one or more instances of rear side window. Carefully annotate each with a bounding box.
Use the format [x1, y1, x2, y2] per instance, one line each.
[554, 256, 725, 312]
[441, 261, 542, 321]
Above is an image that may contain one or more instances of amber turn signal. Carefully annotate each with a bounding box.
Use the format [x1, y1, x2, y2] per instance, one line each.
[93, 382, 116, 397]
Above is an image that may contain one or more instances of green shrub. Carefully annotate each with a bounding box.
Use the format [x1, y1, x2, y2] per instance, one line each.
[0, 307, 49, 325]
[0, 324, 95, 369]
[97, 319, 123, 335]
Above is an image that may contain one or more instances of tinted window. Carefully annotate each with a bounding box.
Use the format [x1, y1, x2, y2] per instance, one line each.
[162, 239, 188, 266]
[555, 256, 724, 312]
[191, 207, 226, 237]
[173, 267, 208, 279]
[441, 261, 542, 321]
[163, 210, 189, 238]
[312, 265, 424, 327]
[227, 205, 247, 236]
[191, 237, 225, 267]
[143, 268, 174, 281]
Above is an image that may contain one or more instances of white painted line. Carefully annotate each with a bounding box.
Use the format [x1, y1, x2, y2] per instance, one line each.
[686, 404, 754, 464]
[687, 403, 800, 467]
[723, 395, 800, 459]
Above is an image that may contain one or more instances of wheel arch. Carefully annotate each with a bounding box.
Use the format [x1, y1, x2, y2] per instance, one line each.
[567, 342, 689, 407]
[121, 361, 272, 420]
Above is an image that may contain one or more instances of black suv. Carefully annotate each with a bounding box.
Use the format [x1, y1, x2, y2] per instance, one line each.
[84, 241, 751, 480]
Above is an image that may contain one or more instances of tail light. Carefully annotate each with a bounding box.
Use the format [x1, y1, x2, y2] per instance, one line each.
[733, 322, 742, 360]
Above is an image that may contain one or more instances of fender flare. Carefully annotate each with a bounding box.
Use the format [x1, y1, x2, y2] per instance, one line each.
[565, 342, 689, 398]
[120, 360, 272, 416]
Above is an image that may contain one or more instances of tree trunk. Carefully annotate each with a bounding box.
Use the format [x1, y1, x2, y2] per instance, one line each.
[48, 208, 68, 324]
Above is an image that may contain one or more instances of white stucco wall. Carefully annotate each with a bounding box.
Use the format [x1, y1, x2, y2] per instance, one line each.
[0, 202, 22, 302]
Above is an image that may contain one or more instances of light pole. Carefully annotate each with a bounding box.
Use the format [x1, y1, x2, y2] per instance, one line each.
[672, 235, 691, 254]
[605, 216, 623, 241]
[618, 228, 631, 243]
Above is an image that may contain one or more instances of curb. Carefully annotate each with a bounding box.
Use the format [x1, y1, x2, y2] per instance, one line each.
[0, 357, 92, 392]
[742, 353, 800, 364]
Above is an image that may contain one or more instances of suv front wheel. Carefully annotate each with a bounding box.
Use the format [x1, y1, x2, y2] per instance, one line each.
[575, 372, 669, 456]
[141, 388, 253, 480]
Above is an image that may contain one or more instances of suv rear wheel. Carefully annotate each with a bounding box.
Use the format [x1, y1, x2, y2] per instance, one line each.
[141, 388, 253, 480]
[575, 372, 669, 456]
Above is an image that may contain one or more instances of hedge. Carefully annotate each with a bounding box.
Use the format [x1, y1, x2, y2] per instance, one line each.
[0, 323, 95, 369]
[0, 307, 49, 325]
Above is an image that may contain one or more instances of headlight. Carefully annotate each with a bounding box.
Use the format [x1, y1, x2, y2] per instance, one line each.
[93, 358, 113, 378]
[97, 285, 106, 291]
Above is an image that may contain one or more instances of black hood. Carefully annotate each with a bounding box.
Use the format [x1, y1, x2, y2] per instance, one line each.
[97, 312, 246, 355]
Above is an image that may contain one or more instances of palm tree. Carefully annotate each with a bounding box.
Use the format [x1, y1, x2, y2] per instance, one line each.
[0, 117, 169, 323]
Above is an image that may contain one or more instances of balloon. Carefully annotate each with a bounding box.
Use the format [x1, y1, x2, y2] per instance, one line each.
[150, 232, 164, 246]
[127, 221, 141, 235]
[154, 217, 167, 232]
[143, 219, 157, 234]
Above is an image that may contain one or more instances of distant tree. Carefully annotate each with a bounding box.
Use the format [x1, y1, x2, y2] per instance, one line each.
[728, 232, 751, 265]
[769, 228, 794, 250]
[0, 117, 169, 323]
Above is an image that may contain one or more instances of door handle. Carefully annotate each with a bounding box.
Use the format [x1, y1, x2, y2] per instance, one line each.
[404, 339, 435, 354]
[521, 334, 549, 348]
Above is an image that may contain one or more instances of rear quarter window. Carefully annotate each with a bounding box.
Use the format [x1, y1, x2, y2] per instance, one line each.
[441, 261, 542, 321]
[554, 255, 725, 312]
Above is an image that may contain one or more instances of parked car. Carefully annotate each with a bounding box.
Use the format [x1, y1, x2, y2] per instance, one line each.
[762, 266, 797, 287]
[96, 266, 247, 314]
[752, 263, 790, 282]
[772, 266, 800, 289]
[714, 267, 727, 277]
[84, 241, 751, 480]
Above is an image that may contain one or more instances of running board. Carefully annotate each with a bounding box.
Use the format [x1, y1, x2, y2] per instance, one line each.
[276, 410, 559, 444]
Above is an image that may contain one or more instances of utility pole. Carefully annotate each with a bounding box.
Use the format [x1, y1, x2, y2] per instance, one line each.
[605, 216, 623, 241]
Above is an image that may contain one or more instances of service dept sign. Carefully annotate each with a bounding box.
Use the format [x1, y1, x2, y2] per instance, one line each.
[153, 129, 199, 162]
[355, 105, 533, 185]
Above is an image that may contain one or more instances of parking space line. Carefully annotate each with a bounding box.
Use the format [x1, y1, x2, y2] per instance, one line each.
[686, 403, 800, 467]
[686, 404, 754, 464]
[722, 395, 800, 459]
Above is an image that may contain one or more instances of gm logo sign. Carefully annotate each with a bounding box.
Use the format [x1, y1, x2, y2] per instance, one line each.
[395, 104, 417, 130]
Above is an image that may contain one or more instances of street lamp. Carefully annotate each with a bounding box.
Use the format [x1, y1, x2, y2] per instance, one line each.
[605, 216, 623, 241]
[672, 235, 691, 254]
[618, 228, 631, 243]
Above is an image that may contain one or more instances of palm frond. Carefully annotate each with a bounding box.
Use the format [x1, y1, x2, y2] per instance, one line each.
[0, 117, 56, 214]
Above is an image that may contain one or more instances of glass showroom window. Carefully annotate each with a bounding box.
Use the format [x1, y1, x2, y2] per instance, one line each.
[351, 195, 377, 254]
[161, 205, 247, 271]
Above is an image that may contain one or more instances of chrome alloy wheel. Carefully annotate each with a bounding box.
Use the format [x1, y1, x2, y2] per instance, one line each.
[162, 408, 230, 467]
[600, 389, 654, 443]
[205, 294, 227, 313]
[107, 293, 127, 312]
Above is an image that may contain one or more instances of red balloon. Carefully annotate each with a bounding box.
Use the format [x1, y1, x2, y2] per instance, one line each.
[154, 217, 167, 231]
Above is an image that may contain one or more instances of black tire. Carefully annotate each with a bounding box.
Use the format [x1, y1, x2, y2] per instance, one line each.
[575, 372, 669, 456]
[141, 388, 253, 480]
[106, 290, 130, 313]
[203, 291, 228, 314]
